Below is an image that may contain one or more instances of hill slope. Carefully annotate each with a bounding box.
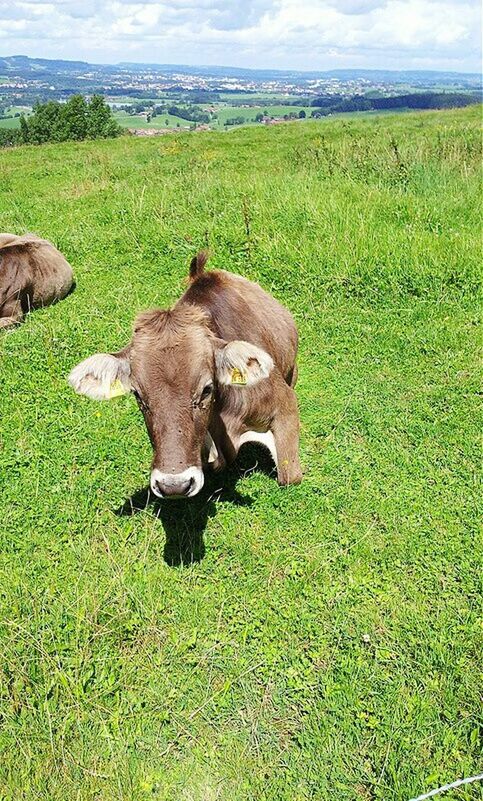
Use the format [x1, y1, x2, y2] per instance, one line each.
[0, 107, 481, 801]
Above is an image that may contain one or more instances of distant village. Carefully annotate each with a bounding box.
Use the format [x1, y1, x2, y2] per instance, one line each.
[1, 56, 480, 139]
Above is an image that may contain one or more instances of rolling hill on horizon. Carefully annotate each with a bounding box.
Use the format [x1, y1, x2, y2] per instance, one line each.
[1, 54, 481, 84]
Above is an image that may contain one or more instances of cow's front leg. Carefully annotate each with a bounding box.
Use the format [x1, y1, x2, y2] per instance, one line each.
[271, 384, 302, 486]
[208, 414, 237, 472]
[0, 301, 23, 329]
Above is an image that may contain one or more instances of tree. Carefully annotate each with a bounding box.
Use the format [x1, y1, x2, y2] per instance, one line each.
[225, 116, 245, 126]
[62, 95, 88, 141]
[86, 95, 121, 139]
[10, 95, 121, 148]
[26, 101, 63, 144]
[19, 115, 29, 144]
[298, 110, 306, 119]
[255, 112, 264, 122]
[0, 128, 21, 148]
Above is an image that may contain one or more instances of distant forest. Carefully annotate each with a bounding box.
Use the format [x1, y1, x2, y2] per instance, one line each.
[309, 92, 480, 115]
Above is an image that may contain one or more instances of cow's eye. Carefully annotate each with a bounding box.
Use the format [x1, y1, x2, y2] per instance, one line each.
[200, 383, 214, 402]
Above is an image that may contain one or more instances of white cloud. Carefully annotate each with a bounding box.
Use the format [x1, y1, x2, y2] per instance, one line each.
[0, 0, 480, 70]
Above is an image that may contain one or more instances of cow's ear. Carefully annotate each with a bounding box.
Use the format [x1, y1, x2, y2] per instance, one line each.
[68, 349, 131, 400]
[215, 340, 274, 387]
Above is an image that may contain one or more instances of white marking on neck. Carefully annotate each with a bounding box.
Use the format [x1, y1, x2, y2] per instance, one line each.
[204, 432, 219, 464]
[238, 430, 278, 466]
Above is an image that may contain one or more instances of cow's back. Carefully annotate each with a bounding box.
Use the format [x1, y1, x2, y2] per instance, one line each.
[0, 234, 73, 312]
[0, 237, 31, 312]
[178, 269, 298, 383]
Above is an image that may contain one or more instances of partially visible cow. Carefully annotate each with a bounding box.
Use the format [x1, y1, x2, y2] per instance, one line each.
[69, 252, 302, 498]
[0, 233, 74, 328]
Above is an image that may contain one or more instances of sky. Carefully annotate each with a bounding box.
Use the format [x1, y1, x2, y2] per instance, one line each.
[0, 0, 481, 73]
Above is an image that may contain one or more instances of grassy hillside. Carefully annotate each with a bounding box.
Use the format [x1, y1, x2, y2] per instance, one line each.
[0, 107, 481, 801]
[114, 110, 192, 130]
[0, 115, 21, 129]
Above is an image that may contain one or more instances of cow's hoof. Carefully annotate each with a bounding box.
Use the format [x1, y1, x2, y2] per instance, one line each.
[277, 469, 303, 486]
[0, 317, 22, 329]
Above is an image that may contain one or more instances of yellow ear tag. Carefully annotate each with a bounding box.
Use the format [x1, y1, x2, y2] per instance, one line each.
[107, 379, 127, 398]
[230, 367, 247, 385]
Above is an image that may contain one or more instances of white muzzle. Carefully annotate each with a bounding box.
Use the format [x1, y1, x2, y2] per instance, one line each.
[150, 466, 204, 499]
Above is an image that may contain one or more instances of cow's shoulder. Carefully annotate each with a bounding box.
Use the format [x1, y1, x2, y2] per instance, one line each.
[180, 269, 230, 304]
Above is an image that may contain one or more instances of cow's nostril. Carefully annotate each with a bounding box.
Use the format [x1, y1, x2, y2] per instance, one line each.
[151, 469, 203, 500]
[154, 476, 193, 497]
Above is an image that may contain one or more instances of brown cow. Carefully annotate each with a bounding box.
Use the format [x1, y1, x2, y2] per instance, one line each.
[0, 233, 74, 328]
[69, 252, 302, 498]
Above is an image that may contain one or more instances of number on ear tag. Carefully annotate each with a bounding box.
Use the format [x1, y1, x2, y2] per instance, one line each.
[230, 368, 247, 385]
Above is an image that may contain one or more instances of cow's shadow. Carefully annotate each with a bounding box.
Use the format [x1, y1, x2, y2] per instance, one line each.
[114, 444, 276, 566]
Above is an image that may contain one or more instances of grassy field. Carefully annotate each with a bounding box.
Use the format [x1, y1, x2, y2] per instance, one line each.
[218, 93, 295, 101]
[114, 111, 192, 130]
[215, 105, 313, 126]
[114, 104, 313, 131]
[0, 107, 481, 801]
[0, 107, 31, 129]
[0, 115, 21, 129]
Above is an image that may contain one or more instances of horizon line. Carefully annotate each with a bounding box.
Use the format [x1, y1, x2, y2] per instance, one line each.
[1, 53, 481, 78]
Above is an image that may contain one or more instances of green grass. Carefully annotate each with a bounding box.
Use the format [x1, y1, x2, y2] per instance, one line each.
[0, 116, 21, 129]
[0, 106, 481, 801]
[216, 104, 314, 126]
[0, 107, 32, 129]
[6, 105, 30, 114]
[114, 111, 193, 130]
[218, 92, 296, 102]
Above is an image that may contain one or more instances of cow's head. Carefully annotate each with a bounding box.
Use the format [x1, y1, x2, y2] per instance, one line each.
[68, 305, 273, 498]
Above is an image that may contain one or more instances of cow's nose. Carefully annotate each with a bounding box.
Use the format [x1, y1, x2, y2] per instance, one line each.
[155, 476, 193, 497]
[150, 467, 204, 499]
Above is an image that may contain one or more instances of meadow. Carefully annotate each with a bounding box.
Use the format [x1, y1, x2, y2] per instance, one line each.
[213, 104, 313, 126]
[0, 106, 32, 129]
[0, 115, 22, 129]
[113, 110, 192, 130]
[112, 105, 411, 134]
[0, 106, 481, 800]
[113, 103, 314, 131]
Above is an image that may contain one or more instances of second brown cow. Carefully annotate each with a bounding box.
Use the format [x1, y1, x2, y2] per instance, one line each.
[69, 253, 302, 498]
[0, 233, 74, 328]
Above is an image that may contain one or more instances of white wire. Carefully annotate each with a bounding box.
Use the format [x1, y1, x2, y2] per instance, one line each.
[408, 773, 483, 801]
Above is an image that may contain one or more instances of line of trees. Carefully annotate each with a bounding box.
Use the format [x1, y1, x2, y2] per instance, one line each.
[165, 105, 211, 123]
[119, 102, 211, 124]
[225, 115, 246, 126]
[310, 92, 480, 115]
[0, 95, 121, 148]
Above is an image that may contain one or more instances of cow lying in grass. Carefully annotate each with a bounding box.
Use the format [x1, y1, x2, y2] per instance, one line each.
[69, 252, 302, 498]
[0, 233, 74, 328]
